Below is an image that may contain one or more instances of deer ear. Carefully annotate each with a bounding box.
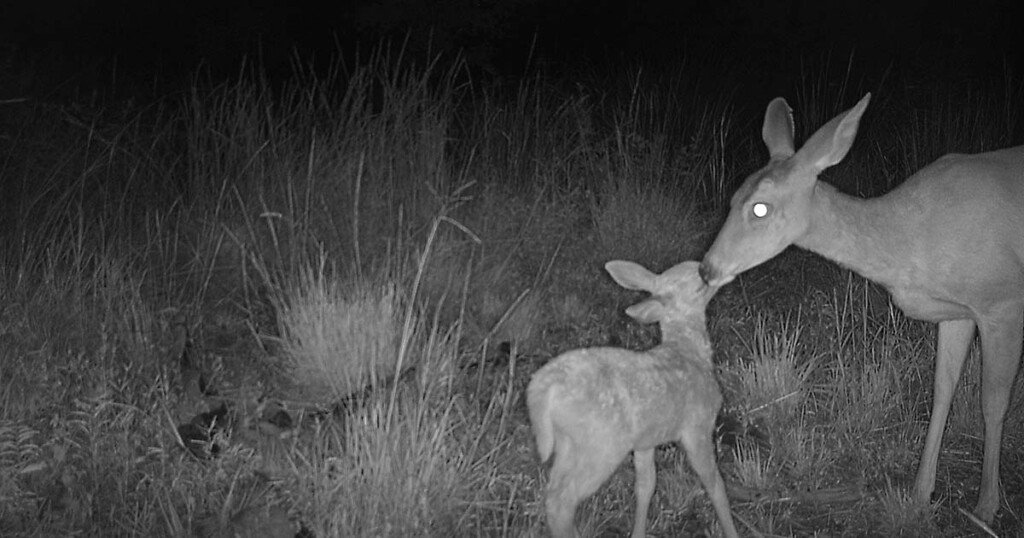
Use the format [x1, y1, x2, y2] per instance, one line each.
[763, 97, 795, 159]
[605, 260, 656, 293]
[797, 93, 871, 172]
[625, 298, 664, 325]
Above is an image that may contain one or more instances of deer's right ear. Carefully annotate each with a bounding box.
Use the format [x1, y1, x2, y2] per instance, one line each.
[763, 97, 795, 159]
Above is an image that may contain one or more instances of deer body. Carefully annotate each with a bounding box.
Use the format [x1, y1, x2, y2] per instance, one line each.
[801, 148, 1024, 321]
[527, 261, 738, 538]
[701, 93, 1024, 523]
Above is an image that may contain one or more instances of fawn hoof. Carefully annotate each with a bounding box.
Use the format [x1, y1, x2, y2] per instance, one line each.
[910, 484, 934, 507]
[972, 501, 998, 526]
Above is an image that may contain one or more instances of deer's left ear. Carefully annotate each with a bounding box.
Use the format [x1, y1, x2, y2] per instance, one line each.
[797, 93, 871, 173]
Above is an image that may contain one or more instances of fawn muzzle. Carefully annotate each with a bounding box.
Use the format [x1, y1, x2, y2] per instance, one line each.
[698, 261, 713, 285]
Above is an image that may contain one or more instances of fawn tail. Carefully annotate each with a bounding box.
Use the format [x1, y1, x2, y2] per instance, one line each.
[527, 379, 557, 462]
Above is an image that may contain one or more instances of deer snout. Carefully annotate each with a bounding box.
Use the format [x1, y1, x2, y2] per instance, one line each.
[698, 260, 734, 287]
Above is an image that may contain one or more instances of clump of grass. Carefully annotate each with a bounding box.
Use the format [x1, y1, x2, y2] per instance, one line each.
[873, 479, 939, 536]
[300, 391, 468, 536]
[284, 292, 501, 537]
[731, 439, 775, 492]
[0, 420, 42, 528]
[830, 357, 905, 442]
[276, 259, 408, 404]
[732, 313, 812, 429]
[656, 453, 708, 519]
[773, 415, 837, 481]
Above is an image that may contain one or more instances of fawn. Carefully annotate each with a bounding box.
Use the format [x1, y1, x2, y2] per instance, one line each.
[527, 260, 738, 538]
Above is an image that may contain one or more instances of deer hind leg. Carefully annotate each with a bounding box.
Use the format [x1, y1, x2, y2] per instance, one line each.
[974, 304, 1024, 523]
[680, 429, 740, 538]
[914, 318, 976, 506]
[544, 435, 625, 538]
[630, 448, 656, 538]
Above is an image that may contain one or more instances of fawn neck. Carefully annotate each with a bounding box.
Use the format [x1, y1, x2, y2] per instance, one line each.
[657, 314, 712, 365]
[796, 182, 911, 290]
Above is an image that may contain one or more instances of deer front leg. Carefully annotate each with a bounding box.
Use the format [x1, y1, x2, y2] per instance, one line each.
[913, 318, 975, 506]
[974, 305, 1023, 522]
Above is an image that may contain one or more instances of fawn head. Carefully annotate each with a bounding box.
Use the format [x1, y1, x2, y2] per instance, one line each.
[700, 93, 872, 286]
[605, 260, 717, 324]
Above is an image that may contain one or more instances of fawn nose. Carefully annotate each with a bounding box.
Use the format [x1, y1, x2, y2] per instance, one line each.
[698, 261, 714, 284]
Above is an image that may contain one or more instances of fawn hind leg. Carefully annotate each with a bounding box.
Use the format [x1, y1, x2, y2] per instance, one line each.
[974, 305, 1023, 522]
[914, 319, 975, 507]
[680, 429, 739, 538]
[545, 434, 626, 538]
[630, 448, 656, 538]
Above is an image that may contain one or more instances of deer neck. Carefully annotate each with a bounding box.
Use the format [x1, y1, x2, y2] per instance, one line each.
[796, 182, 909, 289]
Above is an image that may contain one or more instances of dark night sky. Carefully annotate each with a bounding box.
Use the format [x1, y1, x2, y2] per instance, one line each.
[2, 0, 1022, 85]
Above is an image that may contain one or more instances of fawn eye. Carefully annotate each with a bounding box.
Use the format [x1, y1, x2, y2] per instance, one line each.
[752, 202, 770, 218]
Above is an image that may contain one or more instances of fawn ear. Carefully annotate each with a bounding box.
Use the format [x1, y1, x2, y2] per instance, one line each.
[795, 93, 871, 173]
[763, 97, 795, 159]
[605, 260, 656, 293]
[625, 298, 664, 324]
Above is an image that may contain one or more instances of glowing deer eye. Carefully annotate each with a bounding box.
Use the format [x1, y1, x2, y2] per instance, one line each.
[752, 202, 770, 218]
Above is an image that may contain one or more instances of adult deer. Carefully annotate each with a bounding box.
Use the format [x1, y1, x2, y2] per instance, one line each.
[700, 93, 1024, 523]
